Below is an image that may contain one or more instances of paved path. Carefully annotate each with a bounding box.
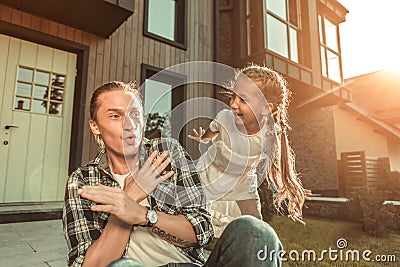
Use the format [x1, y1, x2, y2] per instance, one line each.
[0, 220, 67, 267]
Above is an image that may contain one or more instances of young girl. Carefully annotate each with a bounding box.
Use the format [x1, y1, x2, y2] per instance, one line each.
[189, 64, 308, 236]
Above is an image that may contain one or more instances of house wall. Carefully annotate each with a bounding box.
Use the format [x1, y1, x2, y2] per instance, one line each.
[291, 105, 339, 193]
[333, 106, 389, 158]
[0, 1, 215, 164]
[387, 138, 400, 171]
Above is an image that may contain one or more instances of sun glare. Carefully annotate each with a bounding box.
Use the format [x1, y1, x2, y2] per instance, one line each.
[339, 0, 400, 78]
[384, 57, 400, 74]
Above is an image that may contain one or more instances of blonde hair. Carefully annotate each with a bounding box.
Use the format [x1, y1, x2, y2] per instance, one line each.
[90, 81, 140, 121]
[239, 64, 305, 222]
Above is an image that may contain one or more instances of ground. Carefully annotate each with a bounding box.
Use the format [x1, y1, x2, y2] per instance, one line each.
[270, 215, 400, 266]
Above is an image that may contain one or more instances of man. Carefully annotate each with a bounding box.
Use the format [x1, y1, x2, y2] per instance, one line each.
[63, 81, 282, 267]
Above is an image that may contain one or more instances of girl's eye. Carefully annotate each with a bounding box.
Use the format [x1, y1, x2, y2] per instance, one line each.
[224, 92, 235, 99]
[239, 96, 248, 103]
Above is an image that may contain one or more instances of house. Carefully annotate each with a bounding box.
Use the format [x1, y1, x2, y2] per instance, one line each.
[216, 0, 351, 197]
[0, 0, 215, 211]
[0, 0, 354, 217]
[333, 70, 400, 196]
[342, 70, 400, 132]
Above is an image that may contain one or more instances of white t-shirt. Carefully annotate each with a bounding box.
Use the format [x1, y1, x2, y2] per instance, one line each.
[111, 171, 192, 266]
[112, 172, 130, 188]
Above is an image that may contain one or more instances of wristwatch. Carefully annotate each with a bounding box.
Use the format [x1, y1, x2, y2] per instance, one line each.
[146, 208, 158, 227]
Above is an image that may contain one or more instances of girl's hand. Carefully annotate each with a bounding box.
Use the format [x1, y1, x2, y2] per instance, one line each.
[125, 150, 174, 202]
[188, 127, 209, 143]
[77, 184, 147, 225]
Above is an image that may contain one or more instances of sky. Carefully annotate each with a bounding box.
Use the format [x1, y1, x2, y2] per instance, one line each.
[338, 0, 400, 78]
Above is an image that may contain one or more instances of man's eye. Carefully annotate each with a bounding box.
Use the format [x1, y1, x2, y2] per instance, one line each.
[111, 114, 120, 119]
[129, 112, 141, 119]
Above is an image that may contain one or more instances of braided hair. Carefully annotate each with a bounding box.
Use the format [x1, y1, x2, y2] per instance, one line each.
[240, 64, 305, 222]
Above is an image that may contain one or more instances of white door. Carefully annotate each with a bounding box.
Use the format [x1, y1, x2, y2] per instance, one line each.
[0, 34, 77, 203]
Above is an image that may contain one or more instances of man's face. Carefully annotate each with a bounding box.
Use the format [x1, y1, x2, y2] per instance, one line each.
[90, 90, 144, 159]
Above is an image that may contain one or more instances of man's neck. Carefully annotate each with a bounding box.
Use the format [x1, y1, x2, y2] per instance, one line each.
[107, 152, 139, 175]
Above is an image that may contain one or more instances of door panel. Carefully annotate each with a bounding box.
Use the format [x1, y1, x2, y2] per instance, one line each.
[24, 114, 47, 201]
[0, 37, 20, 202]
[0, 34, 77, 203]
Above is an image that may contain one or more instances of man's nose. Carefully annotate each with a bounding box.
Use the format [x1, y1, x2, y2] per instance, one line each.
[124, 117, 137, 130]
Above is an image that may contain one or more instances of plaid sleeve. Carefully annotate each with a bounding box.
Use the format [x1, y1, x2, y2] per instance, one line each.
[62, 170, 101, 267]
[168, 138, 214, 247]
[182, 206, 214, 247]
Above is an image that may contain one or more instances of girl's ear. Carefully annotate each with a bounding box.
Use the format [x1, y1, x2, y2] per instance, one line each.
[268, 103, 274, 112]
[89, 119, 100, 135]
[261, 103, 274, 116]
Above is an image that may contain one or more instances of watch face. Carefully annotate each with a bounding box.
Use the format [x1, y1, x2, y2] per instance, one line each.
[148, 210, 158, 224]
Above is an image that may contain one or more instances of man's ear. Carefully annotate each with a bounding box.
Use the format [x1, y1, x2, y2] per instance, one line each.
[89, 119, 100, 135]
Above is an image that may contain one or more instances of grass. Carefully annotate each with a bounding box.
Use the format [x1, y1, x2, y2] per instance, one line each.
[269, 215, 400, 266]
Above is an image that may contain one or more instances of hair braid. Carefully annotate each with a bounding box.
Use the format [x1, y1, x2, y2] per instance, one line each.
[240, 64, 306, 222]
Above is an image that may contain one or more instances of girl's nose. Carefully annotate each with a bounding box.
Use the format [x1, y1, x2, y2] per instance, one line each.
[230, 95, 239, 109]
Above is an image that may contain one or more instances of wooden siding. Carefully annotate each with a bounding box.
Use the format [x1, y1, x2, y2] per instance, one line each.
[0, 0, 215, 162]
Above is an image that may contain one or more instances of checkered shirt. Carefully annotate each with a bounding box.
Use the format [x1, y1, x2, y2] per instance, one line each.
[63, 137, 214, 266]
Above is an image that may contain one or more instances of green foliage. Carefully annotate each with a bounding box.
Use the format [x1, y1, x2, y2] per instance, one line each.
[145, 112, 167, 132]
[347, 189, 398, 238]
[145, 112, 170, 139]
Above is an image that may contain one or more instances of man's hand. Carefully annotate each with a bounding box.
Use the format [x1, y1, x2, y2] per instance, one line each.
[77, 184, 147, 225]
[125, 150, 174, 202]
[77, 150, 174, 224]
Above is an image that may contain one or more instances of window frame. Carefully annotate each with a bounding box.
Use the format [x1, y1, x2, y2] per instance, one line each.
[263, 0, 301, 63]
[143, 0, 188, 50]
[140, 63, 187, 145]
[318, 14, 343, 83]
[14, 66, 66, 117]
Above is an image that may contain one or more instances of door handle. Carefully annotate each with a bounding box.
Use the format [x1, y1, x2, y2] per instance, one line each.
[5, 125, 18, 130]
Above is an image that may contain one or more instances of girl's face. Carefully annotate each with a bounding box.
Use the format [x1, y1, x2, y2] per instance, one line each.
[89, 90, 144, 158]
[230, 77, 271, 132]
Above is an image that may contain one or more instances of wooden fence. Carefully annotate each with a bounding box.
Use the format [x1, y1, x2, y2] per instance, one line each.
[338, 151, 391, 197]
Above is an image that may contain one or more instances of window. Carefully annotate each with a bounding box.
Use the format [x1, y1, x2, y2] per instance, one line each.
[245, 0, 252, 56]
[263, 0, 300, 63]
[144, 0, 187, 49]
[141, 64, 186, 144]
[319, 15, 342, 83]
[14, 66, 65, 116]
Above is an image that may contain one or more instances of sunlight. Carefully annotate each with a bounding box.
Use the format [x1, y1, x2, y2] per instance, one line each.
[339, 0, 400, 78]
[384, 57, 400, 75]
